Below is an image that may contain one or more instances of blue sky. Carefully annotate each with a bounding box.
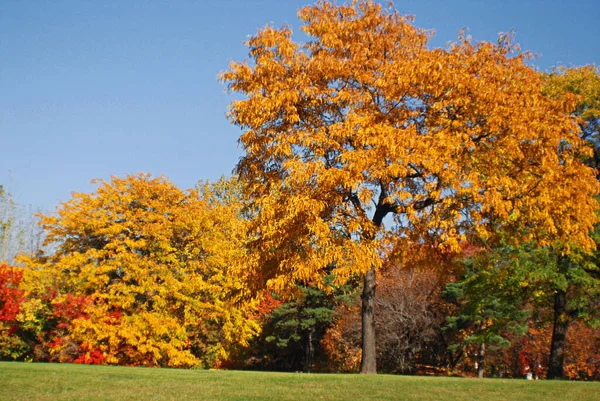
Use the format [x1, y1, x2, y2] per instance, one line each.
[1, 0, 599, 212]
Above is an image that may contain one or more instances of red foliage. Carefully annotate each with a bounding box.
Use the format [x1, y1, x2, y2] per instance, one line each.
[74, 344, 104, 365]
[32, 289, 96, 363]
[51, 294, 91, 328]
[107, 308, 123, 321]
[256, 293, 283, 318]
[459, 242, 481, 258]
[518, 325, 551, 378]
[564, 321, 600, 380]
[0, 264, 24, 323]
[506, 318, 600, 380]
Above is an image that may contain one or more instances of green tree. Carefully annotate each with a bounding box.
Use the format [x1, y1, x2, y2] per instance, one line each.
[444, 243, 543, 378]
[258, 284, 344, 372]
[530, 231, 600, 380]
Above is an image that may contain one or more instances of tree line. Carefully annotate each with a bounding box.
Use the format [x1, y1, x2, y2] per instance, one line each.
[1, 0, 599, 379]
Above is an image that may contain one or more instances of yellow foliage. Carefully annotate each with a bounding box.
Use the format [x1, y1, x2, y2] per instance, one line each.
[542, 65, 600, 124]
[21, 174, 259, 367]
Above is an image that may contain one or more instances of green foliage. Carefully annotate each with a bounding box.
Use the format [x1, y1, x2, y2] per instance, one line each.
[445, 218, 600, 378]
[252, 279, 353, 372]
[265, 287, 333, 345]
[444, 244, 536, 350]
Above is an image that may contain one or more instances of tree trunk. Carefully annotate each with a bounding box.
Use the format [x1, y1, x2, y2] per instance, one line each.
[360, 266, 377, 374]
[548, 289, 569, 379]
[477, 343, 485, 379]
[303, 327, 314, 373]
[358, 197, 392, 374]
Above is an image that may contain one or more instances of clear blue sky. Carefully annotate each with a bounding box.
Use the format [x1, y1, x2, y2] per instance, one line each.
[1, 0, 599, 212]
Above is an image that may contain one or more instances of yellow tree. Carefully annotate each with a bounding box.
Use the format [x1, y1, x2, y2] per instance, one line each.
[543, 65, 600, 172]
[22, 174, 258, 367]
[221, 1, 598, 373]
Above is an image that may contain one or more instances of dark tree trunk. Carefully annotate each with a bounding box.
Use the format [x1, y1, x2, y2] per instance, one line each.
[303, 327, 314, 373]
[360, 266, 377, 374]
[548, 289, 569, 379]
[477, 343, 485, 379]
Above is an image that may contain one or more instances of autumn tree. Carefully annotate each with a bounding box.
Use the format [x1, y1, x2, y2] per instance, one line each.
[508, 314, 600, 380]
[515, 226, 600, 380]
[21, 174, 259, 367]
[221, 0, 598, 373]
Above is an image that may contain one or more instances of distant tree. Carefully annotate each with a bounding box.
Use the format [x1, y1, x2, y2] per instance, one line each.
[375, 268, 449, 374]
[541, 250, 600, 379]
[564, 320, 600, 380]
[446, 222, 600, 380]
[508, 316, 600, 381]
[221, 0, 598, 373]
[0, 186, 42, 264]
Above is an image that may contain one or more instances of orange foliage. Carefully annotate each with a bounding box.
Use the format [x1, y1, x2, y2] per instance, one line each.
[509, 323, 552, 379]
[222, 0, 598, 374]
[321, 302, 362, 372]
[508, 317, 600, 380]
[565, 321, 600, 380]
[256, 293, 283, 318]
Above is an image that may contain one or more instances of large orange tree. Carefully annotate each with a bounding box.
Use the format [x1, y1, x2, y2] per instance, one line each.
[221, 0, 598, 373]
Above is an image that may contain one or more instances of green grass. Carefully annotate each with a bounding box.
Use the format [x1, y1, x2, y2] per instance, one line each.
[1, 362, 598, 401]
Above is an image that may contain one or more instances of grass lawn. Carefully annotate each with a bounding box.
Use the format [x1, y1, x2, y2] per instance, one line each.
[1, 362, 598, 401]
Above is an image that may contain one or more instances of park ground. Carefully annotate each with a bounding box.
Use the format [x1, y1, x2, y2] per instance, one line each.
[1, 362, 599, 401]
